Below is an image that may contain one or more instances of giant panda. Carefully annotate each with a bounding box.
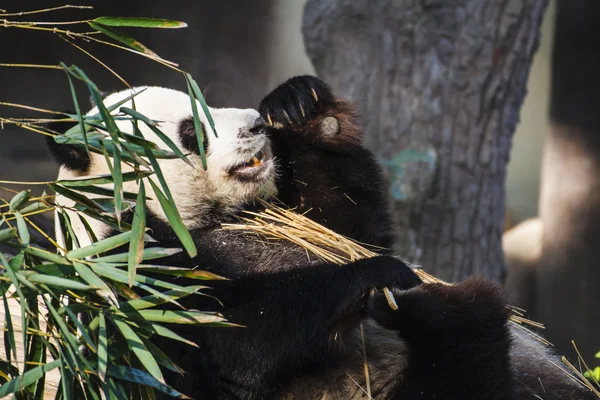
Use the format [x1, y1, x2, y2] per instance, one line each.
[47, 76, 593, 399]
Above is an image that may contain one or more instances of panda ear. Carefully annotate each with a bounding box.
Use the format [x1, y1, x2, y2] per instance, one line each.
[45, 112, 91, 172]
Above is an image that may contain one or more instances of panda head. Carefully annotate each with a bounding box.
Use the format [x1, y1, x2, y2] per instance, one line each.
[50, 86, 277, 246]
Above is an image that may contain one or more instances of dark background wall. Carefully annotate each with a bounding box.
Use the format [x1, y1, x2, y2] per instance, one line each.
[0, 0, 309, 192]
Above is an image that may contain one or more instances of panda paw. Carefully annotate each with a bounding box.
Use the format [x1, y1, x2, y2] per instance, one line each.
[368, 278, 510, 347]
[259, 75, 336, 130]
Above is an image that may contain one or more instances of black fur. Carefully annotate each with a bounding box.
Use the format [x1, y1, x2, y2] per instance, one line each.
[177, 117, 208, 155]
[45, 115, 91, 171]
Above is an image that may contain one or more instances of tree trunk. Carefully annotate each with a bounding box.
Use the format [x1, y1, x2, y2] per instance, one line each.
[303, 0, 547, 282]
[537, 0, 600, 361]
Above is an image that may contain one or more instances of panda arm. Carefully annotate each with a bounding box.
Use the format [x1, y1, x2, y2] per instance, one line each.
[200, 256, 422, 398]
[259, 76, 396, 249]
[368, 278, 516, 400]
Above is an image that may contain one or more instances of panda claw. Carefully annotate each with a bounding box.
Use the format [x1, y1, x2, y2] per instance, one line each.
[299, 103, 305, 118]
[311, 88, 319, 101]
[266, 113, 273, 127]
[283, 110, 292, 125]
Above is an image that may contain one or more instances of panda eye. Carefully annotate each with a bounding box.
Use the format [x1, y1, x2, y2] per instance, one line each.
[178, 117, 208, 155]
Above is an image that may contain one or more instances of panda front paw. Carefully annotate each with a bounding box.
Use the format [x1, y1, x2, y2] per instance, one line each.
[259, 75, 336, 130]
[369, 278, 510, 348]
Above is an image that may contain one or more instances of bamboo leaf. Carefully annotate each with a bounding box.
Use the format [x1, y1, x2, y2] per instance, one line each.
[24, 273, 92, 291]
[128, 181, 146, 287]
[111, 318, 164, 383]
[124, 310, 227, 325]
[51, 184, 106, 213]
[106, 365, 189, 399]
[185, 73, 218, 138]
[63, 65, 89, 155]
[18, 202, 48, 215]
[148, 180, 196, 257]
[73, 262, 118, 305]
[126, 321, 199, 349]
[90, 246, 180, 263]
[0, 359, 61, 397]
[117, 286, 203, 313]
[98, 313, 108, 382]
[184, 77, 207, 169]
[0, 228, 17, 243]
[14, 212, 30, 246]
[137, 265, 226, 280]
[9, 190, 30, 212]
[24, 247, 71, 265]
[93, 17, 188, 29]
[121, 107, 192, 167]
[67, 231, 132, 260]
[88, 22, 158, 56]
[58, 171, 151, 187]
[1, 286, 16, 365]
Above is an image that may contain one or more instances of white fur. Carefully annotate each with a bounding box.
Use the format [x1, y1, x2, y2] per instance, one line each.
[55, 86, 276, 249]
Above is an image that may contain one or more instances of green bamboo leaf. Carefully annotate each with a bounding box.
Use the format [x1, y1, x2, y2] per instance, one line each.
[90, 264, 186, 309]
[58, 171, 151, 187]
[18, 201, 48, 215]
[90, 246, 180, 263]
[63, 64, 89, 155]
[124, 310, 227, 325]
[128, 181, 146, 287]
[148, 180, 197, 257]
[185, 73, 218, 138]
[88, 22, 158, 56]
[111, 318, 164, 383]
[106, 365, 189, 399]
[14, 212, 30, 246]
[1, 286, 16, 365]
[43, 298, 92, 373]
[56, 207, 80, 251]
[9, 190, 30, 211]
[51, 184, 106, 213]
[59, 185, 138, 201]
[73, 262, 118, 305]
[113, 140, 124, 224]
[184, 77, 207, 170]
[127, 321, 199, 349]
[0, 253, 29, 356]
[24, 249, 70, 268]
[98, 313, 108, 382]
[67, 230, 132, 260]
[0, 228, 17, 243]
[121, 107, 192, 167]
[137, 265, 226, 280]
[63, 307, 97, 354]
[75, 205, 132, 233]
[93, 17, 188, 29]
[143, 339, 184, 375]
[31, 263, 75, 276]
[101, 377, 128, 400]
[117, 286, 203, 313]
[24, 273, 91, 291]
[69, 65, 122, 145]
[0, 359, 61, 397]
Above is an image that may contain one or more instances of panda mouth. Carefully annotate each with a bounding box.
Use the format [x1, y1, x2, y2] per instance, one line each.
[228, 150, 271, 180]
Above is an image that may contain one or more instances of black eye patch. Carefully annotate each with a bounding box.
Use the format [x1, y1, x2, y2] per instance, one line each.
[178, 117, 208, 155]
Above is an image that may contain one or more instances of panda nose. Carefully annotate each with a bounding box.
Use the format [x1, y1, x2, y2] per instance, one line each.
[249, 117, 266, 135]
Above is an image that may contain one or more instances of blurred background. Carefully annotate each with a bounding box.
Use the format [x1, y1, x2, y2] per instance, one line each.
[1, 0, 598, 361]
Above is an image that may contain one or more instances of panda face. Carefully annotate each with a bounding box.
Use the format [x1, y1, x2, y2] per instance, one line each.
[54, 86, 277, 246]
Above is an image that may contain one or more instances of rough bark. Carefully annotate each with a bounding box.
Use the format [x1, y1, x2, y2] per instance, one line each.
[303, 0, 547, 282]
[537, 0, 600, 360]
